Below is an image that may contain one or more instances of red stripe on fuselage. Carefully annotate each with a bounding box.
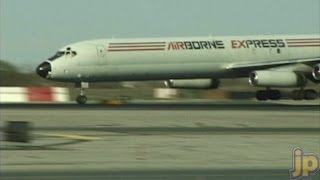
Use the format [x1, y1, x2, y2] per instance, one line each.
[109, 42, 166, 45]
[286, 38, 320, 41]
[286, 41, 320, 44]
[108, 48, 166, 52]
[288, 44, 320, 47]
[109, 45, 166, 48]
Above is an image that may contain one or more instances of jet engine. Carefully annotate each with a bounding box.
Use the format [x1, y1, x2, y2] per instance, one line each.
[249, 71, 306, 87]
[312, 64, 320, 81]
[165, 79, 220, 89]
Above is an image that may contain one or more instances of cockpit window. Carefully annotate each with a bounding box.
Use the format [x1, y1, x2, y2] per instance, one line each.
[48, 51, 65, 61]
[65, 47, 77, 57]
[65, 51, 77, 57]
[48, 48, 77, 61]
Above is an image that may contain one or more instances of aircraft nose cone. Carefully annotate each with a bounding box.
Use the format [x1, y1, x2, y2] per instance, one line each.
[36, 62, 52, 78]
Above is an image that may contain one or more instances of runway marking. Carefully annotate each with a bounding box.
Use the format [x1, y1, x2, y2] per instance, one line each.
[35, 133, 102, 140]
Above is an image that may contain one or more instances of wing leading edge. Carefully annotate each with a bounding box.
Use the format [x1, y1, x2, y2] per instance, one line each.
[225, 57, 320, 77]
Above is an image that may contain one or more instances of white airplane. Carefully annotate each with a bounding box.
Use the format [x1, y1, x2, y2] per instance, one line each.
[36, 35, 320, 104]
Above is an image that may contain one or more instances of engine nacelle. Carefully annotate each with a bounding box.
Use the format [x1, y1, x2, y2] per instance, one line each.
[312, 64, 320, 81]
[165, 79, 219, 89]
[249, 71, 306, 88]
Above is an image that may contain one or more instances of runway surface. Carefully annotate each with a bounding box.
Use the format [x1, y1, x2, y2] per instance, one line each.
[1, 99, 319, 110]
[0, 101, 319, 179]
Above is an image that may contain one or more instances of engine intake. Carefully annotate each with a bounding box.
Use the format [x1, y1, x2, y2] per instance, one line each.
[249, 71, 306, 87]
[312, 64, 320, 81]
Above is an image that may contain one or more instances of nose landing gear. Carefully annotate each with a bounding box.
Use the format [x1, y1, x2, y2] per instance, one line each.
[76, 82, 89, 104]
[76, 91, 87, 105]
[76, 95, 87, 104]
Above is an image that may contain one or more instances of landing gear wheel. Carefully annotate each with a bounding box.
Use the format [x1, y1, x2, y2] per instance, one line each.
[76, 95, 87, 105]
[256, 90, 281, 101]
[304, 89, 318, 100]
[256, 90, 268, 101]
[75, 82, 89, 105]
[292, 90, 304, 101]
[269, 90, 281, 100]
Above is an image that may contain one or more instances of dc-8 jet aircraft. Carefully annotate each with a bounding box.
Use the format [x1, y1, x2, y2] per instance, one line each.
[36, 35, 320, 104]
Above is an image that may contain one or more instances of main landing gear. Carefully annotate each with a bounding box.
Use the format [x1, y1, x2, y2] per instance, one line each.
[255, 89, 319, 101]
[76, 82, 89, 104]
[256, 89, 281, 101]
[291, 89, 318, 100]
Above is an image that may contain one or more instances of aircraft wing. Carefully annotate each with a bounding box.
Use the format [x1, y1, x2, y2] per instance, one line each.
[225, 57, 320, 77]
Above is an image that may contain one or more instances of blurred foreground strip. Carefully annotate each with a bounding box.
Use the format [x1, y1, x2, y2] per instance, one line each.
[0, 87, 69, 103]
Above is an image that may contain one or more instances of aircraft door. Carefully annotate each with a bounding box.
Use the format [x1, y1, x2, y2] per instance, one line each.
[96, 45, 107, 66]
[96, 45, 106, 58]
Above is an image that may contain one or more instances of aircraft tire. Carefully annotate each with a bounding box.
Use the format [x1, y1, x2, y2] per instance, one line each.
[292, 90, 304, 101]
[76, 95, 87, 105]
[256, 90, 268, 101]
[304, 89, 318, 100]
[269, 90, 281, 100]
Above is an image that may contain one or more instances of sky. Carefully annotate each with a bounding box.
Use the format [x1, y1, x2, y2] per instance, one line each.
[0, 0, 319, 72]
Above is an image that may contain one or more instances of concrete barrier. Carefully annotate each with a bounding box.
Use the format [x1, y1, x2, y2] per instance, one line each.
[154, 88, 179, 99]
[0, 87, 28, 103]
[205, 90, 231, 99]
[0, 87, 70, 103]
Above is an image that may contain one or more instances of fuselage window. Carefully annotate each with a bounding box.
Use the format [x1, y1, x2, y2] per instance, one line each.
[277, 48, 281, 54]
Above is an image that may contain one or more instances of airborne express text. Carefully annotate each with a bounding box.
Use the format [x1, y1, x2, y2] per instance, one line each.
[168, 39, 286, 50]
[231, 39, 286, 49]
[168, 41, 225, 50]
